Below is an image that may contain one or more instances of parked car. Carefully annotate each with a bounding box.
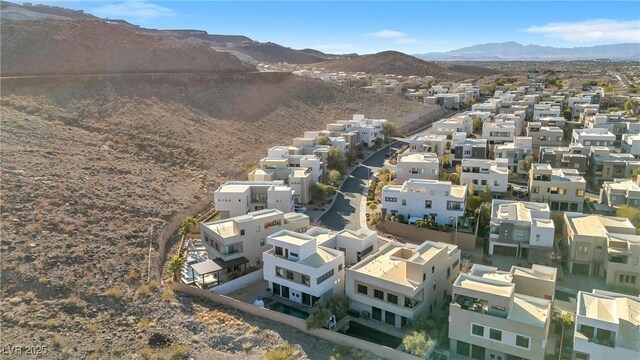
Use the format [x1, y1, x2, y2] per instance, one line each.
[293, 205, 307, 214]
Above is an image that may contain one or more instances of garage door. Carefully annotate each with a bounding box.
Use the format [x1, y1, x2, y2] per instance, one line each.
[572, 263, 590, 275]
[493, 245, 517, 257]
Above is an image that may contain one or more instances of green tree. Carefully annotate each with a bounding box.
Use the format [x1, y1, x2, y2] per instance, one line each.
[328, 169, 342, 185]
[467, 183, 476, 195]
[381, 121, 396, 141]
[311, 182, 337, 203]
[472, 117, 482, 133]
[563, 123, 573, 142]
[477, 203, 491, 237]
[179, 216, 197, 236]
[403, 331, 434, 358]
[631, 167, 640, 179]
[438, 153, 451, 169]
[317, 136, 331, 145]
[624, 98, 639, 115]
[327, 147, 348, 174]
[481, 185, 492, 203]
[562, 107, 573, 121]
[523, 155, 535, 172]
[617, 205, 640, 234]
[432, 143, 439, 154]
[306, 296, 349, 329]
[466, 195, 483, 212]
[167, 254, 186, 282]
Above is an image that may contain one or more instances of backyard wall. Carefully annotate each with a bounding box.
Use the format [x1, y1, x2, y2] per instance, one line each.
[383, 221, 476, 251]
[210, 269, 264, 295]
[170, 282, 422, 360]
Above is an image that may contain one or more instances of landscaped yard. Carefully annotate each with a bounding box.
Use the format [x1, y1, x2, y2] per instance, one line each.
[342, 321, 403, 349]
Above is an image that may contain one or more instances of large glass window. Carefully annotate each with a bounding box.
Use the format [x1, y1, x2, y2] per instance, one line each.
[372, 307, 382, 321]
[456, 341, 470, 356]
[385, 311, 396, 326]
[357, 284, 368, 295]
[472, 324, 484, 336]
[387, 293, 398, 304]
[515, 335, 529, 348]
[374, 289, 384, 300]
[490, 329, 502, 341]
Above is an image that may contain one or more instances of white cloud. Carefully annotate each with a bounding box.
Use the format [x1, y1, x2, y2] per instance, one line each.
[367, 29, 416, 44]
[313, 44, 354, 52]
[92, 1, 175, 23]
[524, 19, 640, 43]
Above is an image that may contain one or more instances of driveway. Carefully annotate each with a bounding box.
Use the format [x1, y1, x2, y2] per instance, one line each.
[318, 141, 405, 230]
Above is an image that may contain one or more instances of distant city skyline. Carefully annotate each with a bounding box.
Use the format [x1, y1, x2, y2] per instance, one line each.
[39, 1, 640, 54]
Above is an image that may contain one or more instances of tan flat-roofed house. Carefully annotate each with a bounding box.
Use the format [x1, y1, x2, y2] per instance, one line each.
[345, 240, 460, 328]
[449, 264, 556, 360]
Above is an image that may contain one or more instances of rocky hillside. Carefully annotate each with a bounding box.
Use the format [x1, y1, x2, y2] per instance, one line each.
[318, 50, 500, 79]
[1, 19, 437, 359]
[1, 20, 253, 76]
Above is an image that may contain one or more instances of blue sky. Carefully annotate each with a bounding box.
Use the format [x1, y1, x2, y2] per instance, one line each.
[42, 1, 640, 54]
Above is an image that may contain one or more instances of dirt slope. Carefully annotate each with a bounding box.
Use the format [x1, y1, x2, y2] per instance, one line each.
[0, 19, 440, 359]
[1, 20, 253, 76]
[318, 50, 500, 79]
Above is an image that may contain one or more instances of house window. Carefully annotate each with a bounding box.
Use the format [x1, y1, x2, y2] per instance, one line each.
[456, 341, 470, 356]
[490, 329, 502, 341]
[494, 180, 500, 187]
[372, 307, 382, 321]
[374, 289, 384, 300]
[387, 294, 398, 304]
[357, 284, 368, 295]
[385, 311, 396, 326]
[290, 252, 298, 258]
[559, 188, 567, 195]
[316, 269, 334, 284]
[240, 229, 245, 236]
[619, 275, 636, 284]
[425, 200, 432, 209]
[275, 267, 285, 278]
[301, 275, 310, 286]
[577, 245, 589, 255]
[275, 246, 283, 256]
[531, 186, 539, 194]
[256, 225, 261, 232]
[286, 271, 294, 280]
[384, 197, 397, 203]
[432, 265, 435, 274]
[445, 191, 450, 196]
[260, 238, 266, 246]
[472, 324, 484, 336]
[576, 189, 585, 196]
[515, 335, 530, 348]
[402, 199, 407, 206]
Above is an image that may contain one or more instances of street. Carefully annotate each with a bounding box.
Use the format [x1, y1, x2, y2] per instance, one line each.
[318, 142, 405, 230]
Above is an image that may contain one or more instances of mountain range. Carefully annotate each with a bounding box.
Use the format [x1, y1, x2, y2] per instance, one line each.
[414, 42, 640, 61]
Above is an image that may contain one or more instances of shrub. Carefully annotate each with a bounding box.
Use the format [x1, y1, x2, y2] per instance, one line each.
[161, 288, 174, 302]
[403, 331, 434, 358]
[169, 344, 189, 359]
[103, 286, 125, 300]
[306, 296, 349, 329]
[265, 341, 294, 360]
[125, 269, 140, 283]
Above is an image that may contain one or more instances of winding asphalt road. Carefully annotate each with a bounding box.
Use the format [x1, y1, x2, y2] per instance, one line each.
[318, 141, 405, 230]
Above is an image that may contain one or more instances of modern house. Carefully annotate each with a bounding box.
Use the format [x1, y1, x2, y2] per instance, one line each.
[539, 146, 587, 175]
[526, 122, 564, 154]
[584, 112, 640, 141]
[494, 137, 533, 175]
[573, 290, 640, 360]
[460, 158, 509, 194]
[533, 103, 561, 120]
[433, 115, 472, 137]
[214, 181, 294, 219]
[482, 121, 516, 145]
[622, 133, 640, 157]
[563, 212, 639, 288]
[529, 164, 586, 212]
[571, 128, 615, 155]
[200, 209, 310, 271]
[263, 229, 344, 307]
[451, 132, 488, 166]
[346, 240, 461, 328]
[304, 227, 378, 267]
[488, 199, 555, 258]
[408, 134, 447, 156]
[449, 264, 556, 360]
[382, 179, 467, 226]
[598, 178, 640, 212]
[396, 152, 440, 184]
[588, 148, 640, 187]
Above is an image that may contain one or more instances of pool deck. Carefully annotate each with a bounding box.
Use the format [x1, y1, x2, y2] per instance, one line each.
[228, 279, 270, 304]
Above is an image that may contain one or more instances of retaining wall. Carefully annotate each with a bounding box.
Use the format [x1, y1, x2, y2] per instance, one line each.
[383, 221, 477, 250]
[170, 282, 421, 360]
[210, 269, 264, 295]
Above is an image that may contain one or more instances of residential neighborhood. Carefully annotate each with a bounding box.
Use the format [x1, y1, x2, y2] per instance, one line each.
[172, 71, 640, 360]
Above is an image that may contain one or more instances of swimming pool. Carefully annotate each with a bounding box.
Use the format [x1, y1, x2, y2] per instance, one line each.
[268, 301, 310, 320]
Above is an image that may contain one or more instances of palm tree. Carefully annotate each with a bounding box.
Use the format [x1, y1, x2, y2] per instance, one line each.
[167, 254, 186, 282]
[179, 216, 197, 236]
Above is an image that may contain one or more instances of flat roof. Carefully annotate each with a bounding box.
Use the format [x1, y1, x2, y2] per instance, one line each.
[398, 153, 439, 163]
[566, 214, 635, 237]
[508, 294, 549, 328]
[455, 274, 514, 298]
[270, 231, 313, 246]
[299, 247, 340, 268]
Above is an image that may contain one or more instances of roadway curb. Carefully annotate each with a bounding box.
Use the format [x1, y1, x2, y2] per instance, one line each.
[312, 142, 399, 224]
